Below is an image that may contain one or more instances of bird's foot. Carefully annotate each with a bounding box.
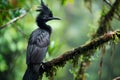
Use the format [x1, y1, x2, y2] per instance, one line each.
[41, 62, 45, 70]
[39, 62, 46, 75]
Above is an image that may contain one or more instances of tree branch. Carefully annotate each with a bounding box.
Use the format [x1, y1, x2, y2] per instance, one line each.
[94, 0, 120, 37]
[0, 11, 27, 30]
[103, 0, 112, 7]
[43, 30, 120, 73]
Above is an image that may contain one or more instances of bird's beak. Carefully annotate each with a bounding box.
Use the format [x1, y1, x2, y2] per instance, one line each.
[48, 17, 61, 20]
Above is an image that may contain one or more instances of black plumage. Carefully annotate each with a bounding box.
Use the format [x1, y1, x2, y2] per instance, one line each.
[23, 0, 60, 80]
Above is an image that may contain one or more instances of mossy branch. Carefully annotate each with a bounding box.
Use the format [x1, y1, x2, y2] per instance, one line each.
[42, 30, 120, 75]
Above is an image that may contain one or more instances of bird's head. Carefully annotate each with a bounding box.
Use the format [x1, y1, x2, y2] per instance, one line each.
[36, 0, 60, 23]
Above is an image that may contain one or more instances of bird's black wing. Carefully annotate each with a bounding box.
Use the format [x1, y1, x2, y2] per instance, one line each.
[26, 28, 50, 64]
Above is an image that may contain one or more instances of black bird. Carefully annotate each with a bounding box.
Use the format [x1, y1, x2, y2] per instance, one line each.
[23, 0, 60, 80]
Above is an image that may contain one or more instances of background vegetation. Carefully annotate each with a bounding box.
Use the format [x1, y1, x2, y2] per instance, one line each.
[0, 0, 120, 80]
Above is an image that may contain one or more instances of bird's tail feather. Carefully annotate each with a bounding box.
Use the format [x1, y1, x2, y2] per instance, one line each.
[23, 67, 39, 80]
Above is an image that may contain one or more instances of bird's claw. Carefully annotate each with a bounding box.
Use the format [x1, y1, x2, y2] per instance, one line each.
[40, 62, 45, 70]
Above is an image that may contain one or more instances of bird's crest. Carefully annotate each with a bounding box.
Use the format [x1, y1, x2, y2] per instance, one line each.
[36, 0, 52, 15]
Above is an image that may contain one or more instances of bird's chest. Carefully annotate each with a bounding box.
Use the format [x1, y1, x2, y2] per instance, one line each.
[36, 30, 50, 47]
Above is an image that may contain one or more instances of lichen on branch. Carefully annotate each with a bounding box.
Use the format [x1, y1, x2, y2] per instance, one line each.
[40, 30, 120, 79]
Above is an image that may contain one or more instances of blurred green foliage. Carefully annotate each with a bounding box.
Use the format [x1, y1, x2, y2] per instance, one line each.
[0, 0, 120, 80]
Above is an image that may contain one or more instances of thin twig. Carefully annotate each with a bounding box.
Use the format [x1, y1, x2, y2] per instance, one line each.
[0, 12, 27, 30]
[103, 0, 112, 7]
